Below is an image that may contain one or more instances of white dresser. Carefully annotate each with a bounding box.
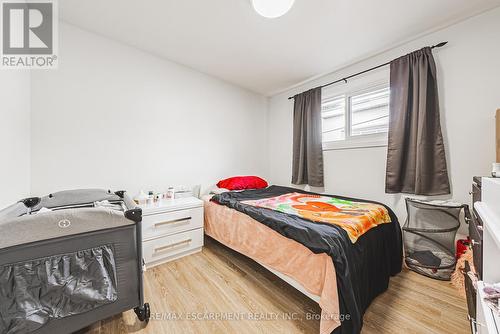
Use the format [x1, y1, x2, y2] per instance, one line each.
[474, 178, 500, 334]
[140, 197, 204, 268]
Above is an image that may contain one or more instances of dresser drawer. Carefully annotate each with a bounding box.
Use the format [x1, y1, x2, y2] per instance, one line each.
[142, 206, 203, 240]
[143, 228, 203, 267]
[471, 182, 482, 205]
[470, 210, 484, 279]
[463, 260, 477, 333]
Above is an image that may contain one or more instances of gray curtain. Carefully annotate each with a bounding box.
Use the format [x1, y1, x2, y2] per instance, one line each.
[292, 87, 324, 187]
[385, 47, 450, 195]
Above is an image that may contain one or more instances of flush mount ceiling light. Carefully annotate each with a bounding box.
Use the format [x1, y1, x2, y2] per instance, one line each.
[252, 0, 295, 18]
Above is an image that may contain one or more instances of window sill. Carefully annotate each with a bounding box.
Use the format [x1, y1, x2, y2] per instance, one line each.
[322, 135, 388, 151]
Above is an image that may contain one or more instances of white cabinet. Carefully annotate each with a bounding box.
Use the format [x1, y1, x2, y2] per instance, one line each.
[475, 178, 500, 334]
[140, 197, 204, 268]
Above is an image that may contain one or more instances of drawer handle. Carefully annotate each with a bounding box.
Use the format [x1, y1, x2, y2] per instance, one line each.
[154, 239, 192, 253]
[471, 239, 481, 246]
[468, 315, 485, 327]
[154, 217, 191, 228]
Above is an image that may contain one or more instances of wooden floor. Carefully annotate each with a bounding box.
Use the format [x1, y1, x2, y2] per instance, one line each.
[84, 237, 469, 334]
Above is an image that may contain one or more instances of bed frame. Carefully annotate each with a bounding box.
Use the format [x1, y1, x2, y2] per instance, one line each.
[258, 262, 321, 302]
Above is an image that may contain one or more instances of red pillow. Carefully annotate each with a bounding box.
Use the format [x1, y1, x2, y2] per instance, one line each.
[217, 176, 268, 191]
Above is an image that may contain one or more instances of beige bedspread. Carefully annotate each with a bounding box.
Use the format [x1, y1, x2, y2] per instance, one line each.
[204, 197, 340, 334]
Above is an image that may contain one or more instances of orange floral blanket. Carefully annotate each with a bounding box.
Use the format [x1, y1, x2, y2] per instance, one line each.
[243, 192, 391, 243]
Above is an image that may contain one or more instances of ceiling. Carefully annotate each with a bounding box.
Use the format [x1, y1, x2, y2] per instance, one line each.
[60, 0, 500, 96]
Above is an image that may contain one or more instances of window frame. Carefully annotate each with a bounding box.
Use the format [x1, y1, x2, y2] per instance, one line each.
[321, 81, 390, 151]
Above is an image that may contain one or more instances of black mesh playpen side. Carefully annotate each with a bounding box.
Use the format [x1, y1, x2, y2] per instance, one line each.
[403, 198, 467, 280]
[0, 190, 150, 334]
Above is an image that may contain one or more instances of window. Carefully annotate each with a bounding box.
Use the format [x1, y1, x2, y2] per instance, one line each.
[321, 85, 390, 149]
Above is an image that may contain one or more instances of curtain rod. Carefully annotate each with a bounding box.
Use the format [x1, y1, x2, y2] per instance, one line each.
[287, 41, 448, 100]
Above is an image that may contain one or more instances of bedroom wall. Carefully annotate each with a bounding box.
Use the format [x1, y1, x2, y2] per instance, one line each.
[267, 7, 500, 226]
[30, 23, 268, 197]
[0, 72, 31, 208]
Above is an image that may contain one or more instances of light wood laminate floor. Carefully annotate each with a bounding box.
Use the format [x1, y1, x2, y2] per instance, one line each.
[84, 237, 469, 334]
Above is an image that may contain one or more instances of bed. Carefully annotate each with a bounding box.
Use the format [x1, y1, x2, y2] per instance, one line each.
[204, 185, 402, 334]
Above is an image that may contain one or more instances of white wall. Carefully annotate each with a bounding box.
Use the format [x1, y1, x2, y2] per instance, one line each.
[0, 71, 31, 208]
[30, 23, 268, 197]
[268, 8, 500, 226]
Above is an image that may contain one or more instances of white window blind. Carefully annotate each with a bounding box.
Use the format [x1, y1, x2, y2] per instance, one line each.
[321, 95, 345, 142]
[351, 87, 390, 137]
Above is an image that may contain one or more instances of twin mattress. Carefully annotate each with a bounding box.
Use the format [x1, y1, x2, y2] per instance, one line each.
[207, 185, 403, 334]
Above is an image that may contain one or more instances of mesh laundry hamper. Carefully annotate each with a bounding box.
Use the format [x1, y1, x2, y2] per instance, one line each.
[403, 198, 466, 280]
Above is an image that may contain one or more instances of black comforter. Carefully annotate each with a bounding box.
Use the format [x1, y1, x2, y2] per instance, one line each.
[212, 186, 402, 334]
